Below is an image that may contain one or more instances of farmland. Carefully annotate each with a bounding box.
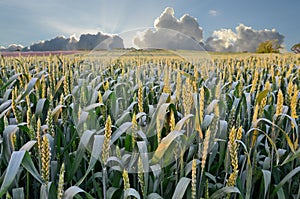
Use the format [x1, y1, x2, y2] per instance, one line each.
[0, 50, 299, 199]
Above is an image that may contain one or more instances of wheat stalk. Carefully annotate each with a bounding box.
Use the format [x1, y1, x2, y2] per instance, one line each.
[227, 126, 242, 192]
[123, 169, 130, 191]
[199, 86, 205, 124]
[182, 78, 193, 116]
[102, 115, 112, 165]
[11, 87, 22, 123]
[41, 75, 47, 99]
[138, 156, 145, 197]
[41, 135, 51, 183]
[46, 109, 55, 136]
[163, 67, 171, 94]
[251, 103, 259, 147]
[169, 109, 175, 132]
[191, 159, 197, 199]
[103, 80, 109, 91]
[175, 71, 182, 101]
[259, 96, 267, 117]
[291, 85, 298, 120]
[138, 83, 143, 113]
[57, 163, 65, 199]
[250, 70, 259, 93]
[202, 128, 211, 171]
[98, 91, 103, 104]
[275, 89, 284, 117]
[131, 112, 137, 149]
[265, 80, 271, 91]
[286, 81, 294, 104]
[193, 66, 198, 92]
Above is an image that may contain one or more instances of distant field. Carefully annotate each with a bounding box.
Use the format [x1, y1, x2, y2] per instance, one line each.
[0, 50, 82, 57]
[1, 49, 297, 58]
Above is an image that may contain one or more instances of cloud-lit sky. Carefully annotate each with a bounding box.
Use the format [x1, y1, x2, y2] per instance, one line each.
[0, 0, 299, 50]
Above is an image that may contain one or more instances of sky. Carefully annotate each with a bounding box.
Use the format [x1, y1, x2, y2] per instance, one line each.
[0, 0, 299, 51]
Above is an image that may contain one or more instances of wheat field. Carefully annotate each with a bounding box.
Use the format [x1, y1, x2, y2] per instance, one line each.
[0, 50, 299, 199]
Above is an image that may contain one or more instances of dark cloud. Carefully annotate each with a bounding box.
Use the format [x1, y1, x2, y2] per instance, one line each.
[30, 36, 77, 51]
[77, 32, 123, 50]
[134, 7, 204, 50]
[0, 44, 24, 52]
[27, 32, 123, 51]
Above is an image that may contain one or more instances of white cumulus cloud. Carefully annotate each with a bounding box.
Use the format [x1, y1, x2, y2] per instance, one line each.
[134, 7, 204, 50]
[205, 29, 237, 52]
[205, 24, 285, 52]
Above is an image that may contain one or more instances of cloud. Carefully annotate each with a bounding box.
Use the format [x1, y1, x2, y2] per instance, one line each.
[205, 29, 237, 52]
[208, 10, 219, 17]
[77, 32, 123, 50]
[30, 36, 78, 51]
[0, 44, 24, 52]
[205, 24, 285, 52]
[155, 7, 203, 41]
[234, 24, 284, 52]
[134, 29, 203, 50]
[134, 7, 204, 50]
[99, 35, 124, 49]
[28, 32, 123, 51]
[1, 6, 285, 53]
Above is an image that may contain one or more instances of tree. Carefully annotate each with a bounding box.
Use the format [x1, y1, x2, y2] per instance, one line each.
[291, 43, 300, 53]
[256, 40, 281, 53]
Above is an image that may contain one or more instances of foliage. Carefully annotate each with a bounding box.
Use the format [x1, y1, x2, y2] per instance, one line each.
[291, 43, 300, 54]
[256, 40, 281, 53]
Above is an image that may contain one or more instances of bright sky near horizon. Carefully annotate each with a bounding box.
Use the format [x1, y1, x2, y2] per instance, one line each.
[0, 0, 298, 51]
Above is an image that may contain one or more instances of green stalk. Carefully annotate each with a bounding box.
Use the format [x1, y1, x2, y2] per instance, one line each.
[133, 173, 137, 192]
[102, 167, 107, 199]
[289, 159, 295, 194]
[198, 168, 204, 198]
[92, 168, 100, 199]
[196, 143, 201, 198]
[269, 120, 275, 199]
[26, 171, 29, 199]
[245, 154, 253, 199]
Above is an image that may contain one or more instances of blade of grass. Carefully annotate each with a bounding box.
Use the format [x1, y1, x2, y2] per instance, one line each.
[63, 186, 94, 199]
[210, 187, 241, 199]
[76, 135, 105, 186]
[171, 177, 190, 199]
